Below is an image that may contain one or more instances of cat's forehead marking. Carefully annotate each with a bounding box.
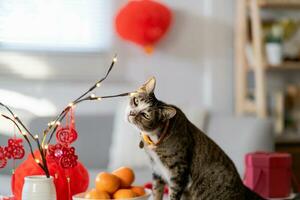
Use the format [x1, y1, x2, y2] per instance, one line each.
[137, 93, 156, 104]
[137, 100, 150, 111]
[130, 92, 157, 112]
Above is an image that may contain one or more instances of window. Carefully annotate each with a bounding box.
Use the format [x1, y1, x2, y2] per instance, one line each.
[0, 0, 112, 52]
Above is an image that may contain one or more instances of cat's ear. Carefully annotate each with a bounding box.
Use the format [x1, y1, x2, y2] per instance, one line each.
[139, 77, 156, 94]
[161, 106, 176, 119]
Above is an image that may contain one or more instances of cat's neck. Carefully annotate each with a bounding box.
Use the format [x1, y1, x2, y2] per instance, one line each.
[144, 129, 161, 143]
[143, 121, 170, 144]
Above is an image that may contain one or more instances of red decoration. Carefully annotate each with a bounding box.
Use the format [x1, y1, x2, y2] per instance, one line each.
[0, 138, 25, 169]
[48, 143, 64, 161]
[4, 138, 25, 160]
[48, 145, 78, 169]
[244, 152, 292, 198]
[13, 108, 85, 200]
[56, 127, 78, 145]
[0, 146, 7, 168]
[115, 0, 172, 53]
[13, 150, 89, 200]
[50, 107, 79, 170]
[0, 130, 26, 196]
[59, 147, 78, 169]
[45, 107, 80, 200]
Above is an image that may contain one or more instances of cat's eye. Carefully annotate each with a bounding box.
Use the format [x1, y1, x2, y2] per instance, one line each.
[133, 97, 139, 106]
[141, 112, 150, 119]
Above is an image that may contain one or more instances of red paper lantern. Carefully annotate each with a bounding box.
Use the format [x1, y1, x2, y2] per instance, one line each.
[13, 150, 89, 200]
[115, 0, 172, 53]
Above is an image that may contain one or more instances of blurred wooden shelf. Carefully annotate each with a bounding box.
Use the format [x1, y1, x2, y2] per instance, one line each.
[267, 61, 300, 71]
[256, 0, 300, 8]
[248, 62, 300, 71]
[276, 134, 300, 144]
[275, 132, 300, 191]
[236, 0, 300, 118]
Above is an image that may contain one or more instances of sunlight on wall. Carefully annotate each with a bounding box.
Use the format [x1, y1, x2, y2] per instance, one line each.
[0, 89, 57, 116]
[0, 52, 52, 79]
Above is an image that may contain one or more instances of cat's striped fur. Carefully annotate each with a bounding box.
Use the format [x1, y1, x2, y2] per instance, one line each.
[127, 77, 265, 200]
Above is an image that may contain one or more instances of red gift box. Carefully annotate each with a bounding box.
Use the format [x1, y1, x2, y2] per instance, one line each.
[244, 152, 292, 198]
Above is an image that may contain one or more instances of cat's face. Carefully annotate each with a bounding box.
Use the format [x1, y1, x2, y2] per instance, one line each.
[127, 77, 176, 132]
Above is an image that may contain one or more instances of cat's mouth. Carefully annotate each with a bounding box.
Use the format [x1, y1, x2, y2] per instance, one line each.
[127, 114, 141, 129]
[126, 107, 135, 123]
[127, 115, 134, 124]
[127, 114, 147, 132]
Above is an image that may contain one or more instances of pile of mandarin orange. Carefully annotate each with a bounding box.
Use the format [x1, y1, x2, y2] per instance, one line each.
[84, 167, 146, 199]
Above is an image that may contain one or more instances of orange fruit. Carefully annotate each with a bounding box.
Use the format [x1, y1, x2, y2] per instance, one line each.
[95, 172, 121, 194]
[131, 186, 146, 196]
[113, 189, 137, 199]
[84, 188, 110, 199]
[112, 167, 135, 188]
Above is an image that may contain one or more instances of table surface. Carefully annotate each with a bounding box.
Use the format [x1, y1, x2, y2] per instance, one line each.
[2, 194, 300, 200]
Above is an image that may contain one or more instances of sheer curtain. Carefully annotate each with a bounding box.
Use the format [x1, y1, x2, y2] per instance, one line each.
[0, 0, 112, 52]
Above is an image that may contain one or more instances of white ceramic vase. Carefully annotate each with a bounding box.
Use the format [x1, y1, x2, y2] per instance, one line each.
[22, 175, 56, 200]
[266, 42, 283, 66]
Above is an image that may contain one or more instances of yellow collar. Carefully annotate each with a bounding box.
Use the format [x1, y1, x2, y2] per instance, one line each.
[142, 133, 155, 146]
[140, 120, 170, 147]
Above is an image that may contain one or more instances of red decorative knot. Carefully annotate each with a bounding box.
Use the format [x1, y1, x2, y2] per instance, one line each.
[56, 126, 78, 145]
[4, 138, 25, 160]
[0, 146, 7, 168]
[48, 143, 64, 161]
[49, 108, 78, 169]
[48, 145, 78, 169]
[59, 147, 78, 169]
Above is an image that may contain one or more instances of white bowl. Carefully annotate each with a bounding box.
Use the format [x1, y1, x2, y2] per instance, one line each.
[73, 189, 152, 200]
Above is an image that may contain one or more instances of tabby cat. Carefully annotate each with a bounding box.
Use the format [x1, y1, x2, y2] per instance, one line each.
[127, 77, 264, 200]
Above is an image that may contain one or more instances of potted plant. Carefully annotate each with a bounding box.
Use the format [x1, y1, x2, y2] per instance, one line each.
[265, 24, 284, 66]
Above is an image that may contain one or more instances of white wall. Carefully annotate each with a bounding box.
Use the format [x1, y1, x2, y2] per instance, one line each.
[0, 0, 235, 115]
[114, 0, 235, 114]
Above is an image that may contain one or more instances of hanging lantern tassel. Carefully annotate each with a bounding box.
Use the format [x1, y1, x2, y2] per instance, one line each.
[144, 45, 154, 54]
[67, 171, 72, 200]
[115, 0, 172, 54]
